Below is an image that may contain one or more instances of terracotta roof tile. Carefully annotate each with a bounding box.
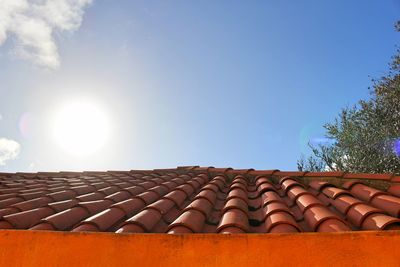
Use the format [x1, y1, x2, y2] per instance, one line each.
[265, 211, 300, 233]
[343, 173, 393, 181]
[391, 175, 400, 182]
[274, 171, 307, 177]
[388, 184, 400, 197]
[304, 171, 345, 177]
[1, 167, 400, 233]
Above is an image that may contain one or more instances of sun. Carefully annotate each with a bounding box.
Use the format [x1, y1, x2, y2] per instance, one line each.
[52, 101, 110, 156]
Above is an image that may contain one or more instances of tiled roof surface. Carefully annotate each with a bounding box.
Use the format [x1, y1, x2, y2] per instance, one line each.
[1, 166, 400, 234]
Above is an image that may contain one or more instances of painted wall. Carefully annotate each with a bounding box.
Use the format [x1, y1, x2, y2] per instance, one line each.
[0, 230, 399, 266]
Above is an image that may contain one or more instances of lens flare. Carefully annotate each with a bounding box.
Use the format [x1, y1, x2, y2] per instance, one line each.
[309, 137, 336, 147]
[299, 123, 336, 154]
[393, 139, 400, 157]
[19, 112, 32, 138]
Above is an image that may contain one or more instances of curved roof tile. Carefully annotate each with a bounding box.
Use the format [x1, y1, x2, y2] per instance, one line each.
[0, 167, 400, 234]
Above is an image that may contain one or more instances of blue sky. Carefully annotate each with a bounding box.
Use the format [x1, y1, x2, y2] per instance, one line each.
[0, 1, 399, 172]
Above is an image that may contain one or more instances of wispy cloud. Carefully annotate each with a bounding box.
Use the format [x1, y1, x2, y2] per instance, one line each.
[0, 138, 21, 166]
[0, 0, 93, 69]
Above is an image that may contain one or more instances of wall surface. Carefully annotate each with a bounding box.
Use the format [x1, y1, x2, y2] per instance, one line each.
[0, 230, 399, 267]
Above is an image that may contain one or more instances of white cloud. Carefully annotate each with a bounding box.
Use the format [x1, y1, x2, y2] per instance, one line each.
[0, 0, 93, 69]
[0, 138, 21, 166]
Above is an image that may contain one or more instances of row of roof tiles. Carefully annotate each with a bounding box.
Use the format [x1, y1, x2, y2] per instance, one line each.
[1, 167, 400, 181]
[0, 167, 400, 234]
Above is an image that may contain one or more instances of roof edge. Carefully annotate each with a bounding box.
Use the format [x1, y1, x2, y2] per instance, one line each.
[0, 230, 399, 267]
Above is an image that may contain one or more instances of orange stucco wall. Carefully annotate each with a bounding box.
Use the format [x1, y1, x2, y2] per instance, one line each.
[0, 230, 399, 266]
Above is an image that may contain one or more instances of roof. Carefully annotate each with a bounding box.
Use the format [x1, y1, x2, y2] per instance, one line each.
[1, 166, 400, 233]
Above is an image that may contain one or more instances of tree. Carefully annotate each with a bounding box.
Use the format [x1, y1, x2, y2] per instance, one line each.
[298, 21, 400, 174]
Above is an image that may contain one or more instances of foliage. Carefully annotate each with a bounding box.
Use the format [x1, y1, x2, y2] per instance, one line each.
[298, 21, 400, 174]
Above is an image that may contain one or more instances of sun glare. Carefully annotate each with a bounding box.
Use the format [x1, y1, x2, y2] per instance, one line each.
[52, 101, 110, 156]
